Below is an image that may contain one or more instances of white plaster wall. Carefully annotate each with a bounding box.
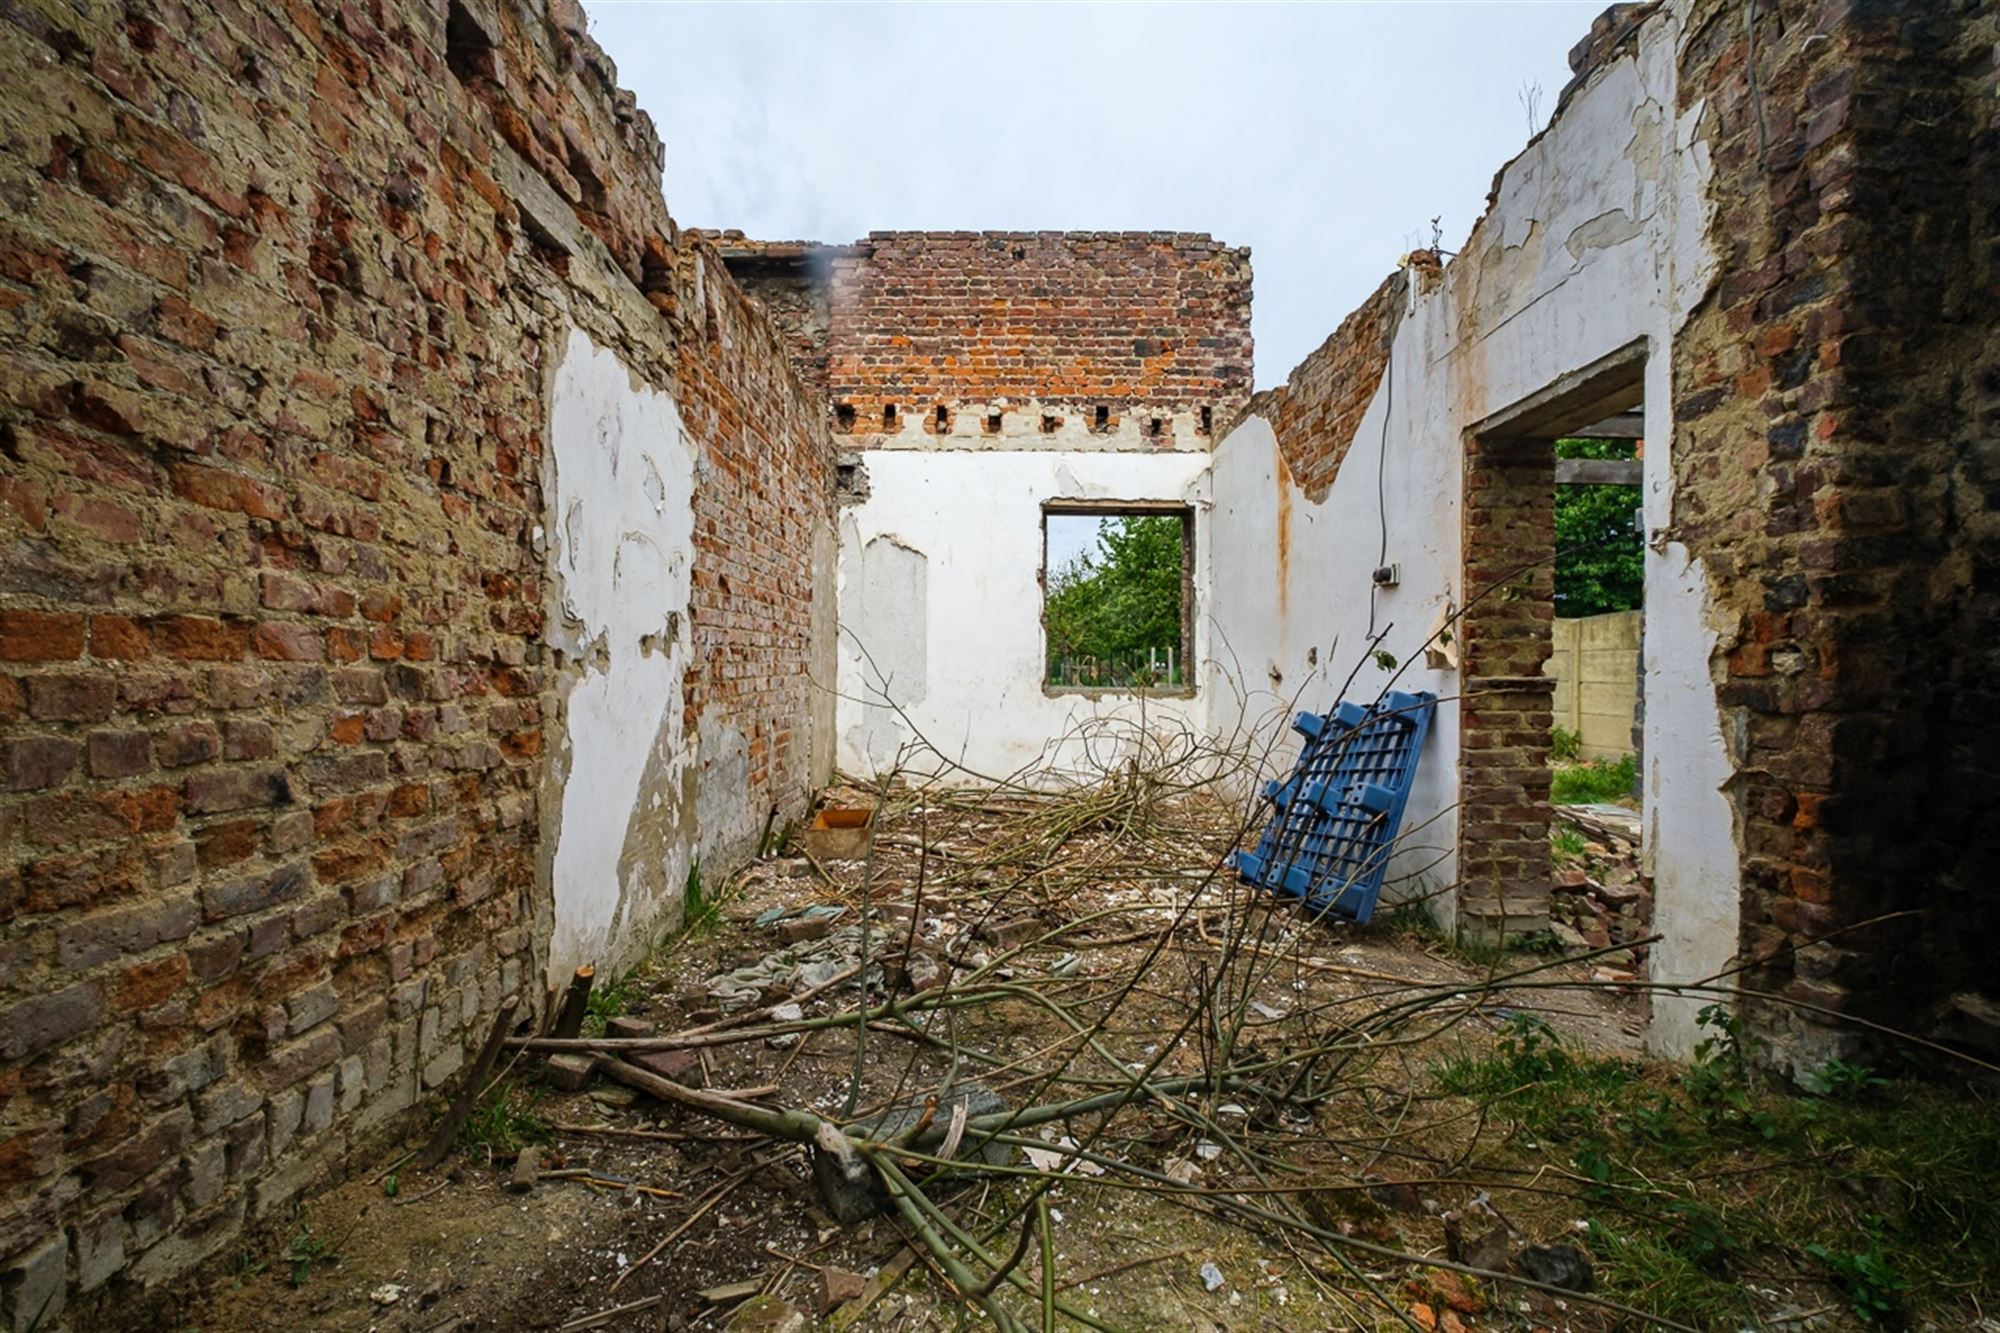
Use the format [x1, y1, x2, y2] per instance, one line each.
[836, 450, 1212, 783]
[542, 329, 698, 985]
[1207, 367, 1463, 925]
[1643, 18, 1739, 1058]
[1206, 7, 1741, 1056]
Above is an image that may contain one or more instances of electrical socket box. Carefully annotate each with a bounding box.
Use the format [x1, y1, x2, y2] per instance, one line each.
[1371, 563, 1401, 588]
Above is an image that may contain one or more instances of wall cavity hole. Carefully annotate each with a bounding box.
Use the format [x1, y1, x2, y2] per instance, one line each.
[883, 403, 897, 430]
[835, 403, 856, 432]
[1041, 414, 1060, 435]
[934, 404, 949, 432]
[444, 0, 497, 83]
[985, 412, 1003, 435]
[1200, 405, 1213, 434]
[1093, 405, 1109, 433]
[1149, 417, 1165, 438]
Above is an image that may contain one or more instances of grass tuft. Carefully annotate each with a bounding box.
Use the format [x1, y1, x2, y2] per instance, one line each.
[1551, 752, 1636, 804]
[1432, 1010, 1999, 1328]
[460, 1076, 549, 1157]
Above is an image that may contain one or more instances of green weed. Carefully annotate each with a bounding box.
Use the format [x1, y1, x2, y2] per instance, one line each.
[1551, 752, 1636, 804]
[1550, 822, 1588, 862]
[1808, 1218, 1907, 1325]
[1431, 1008, 2000, 1327]
[1388, 901, 1446, 944]
[583, 972, 632, 1035]
[1550, 724, 1583, 763]
[283, 1225, 340, 1288]
[1800, 1057, 1890, 1102]
[460, 1077, 549, 1157]
[681, 857, 721, 938]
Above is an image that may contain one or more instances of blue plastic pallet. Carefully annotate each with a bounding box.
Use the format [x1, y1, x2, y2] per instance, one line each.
[1233, 690, 1437, 924]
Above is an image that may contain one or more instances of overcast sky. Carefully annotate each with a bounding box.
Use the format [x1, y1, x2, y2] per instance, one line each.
[582, 2, 1596, 388]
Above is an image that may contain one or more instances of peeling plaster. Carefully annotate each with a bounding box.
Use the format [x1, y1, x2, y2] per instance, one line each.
[838, 523, 931, 774]
[1209, 10, 1743, 1055]
[543, 328, 697, 984]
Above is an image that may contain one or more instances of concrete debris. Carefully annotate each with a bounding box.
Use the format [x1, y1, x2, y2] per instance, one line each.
[604, 1016, 657, 1039]
[978, 918, 1040, 950]
[631, 1050, 703, 1088]
[1550, 806, 1650, 974]
[723, 1294, 806, 1332]
[813, 1084, 1010, 1221]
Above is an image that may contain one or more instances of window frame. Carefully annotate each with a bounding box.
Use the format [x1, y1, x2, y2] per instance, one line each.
[1039, 499, 1197, 698]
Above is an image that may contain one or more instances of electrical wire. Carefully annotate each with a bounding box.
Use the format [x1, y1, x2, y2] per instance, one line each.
[1366, 323, 1395, 638]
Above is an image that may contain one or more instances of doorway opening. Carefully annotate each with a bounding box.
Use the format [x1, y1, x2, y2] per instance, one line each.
[1459, 343, 1646, 946]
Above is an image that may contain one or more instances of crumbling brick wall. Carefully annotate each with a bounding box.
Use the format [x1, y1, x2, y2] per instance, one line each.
[823, 231, 1253, 448]
[694, 233, 843, 399]
[0, 0, 831, 1318]
[1671, 0, 2000, 1066]
[1237, 269, 1407, 498]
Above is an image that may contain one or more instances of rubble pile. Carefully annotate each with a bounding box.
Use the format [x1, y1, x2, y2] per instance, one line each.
[1548, 804, 1651, 983]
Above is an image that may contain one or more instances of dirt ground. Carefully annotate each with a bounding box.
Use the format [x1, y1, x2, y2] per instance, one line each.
[159, 781, 1693, 1333]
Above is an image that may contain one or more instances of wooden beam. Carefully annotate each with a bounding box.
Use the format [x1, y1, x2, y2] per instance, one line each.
[1555, 458, 1642, 486]
[1573, 412, 1645, 439]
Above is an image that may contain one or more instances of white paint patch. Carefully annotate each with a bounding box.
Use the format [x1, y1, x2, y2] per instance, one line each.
[1643, 542, 1741, 1059]
[545, 329, 697, 984]
[835, 449, 1212, 781]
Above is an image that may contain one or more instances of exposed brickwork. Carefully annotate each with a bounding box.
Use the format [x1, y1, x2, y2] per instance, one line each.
[1239, 270, 1407, 499]
[823, 231, 1253, 444]
[679, 243, 835, 818]
[0, 0, 829, 1316]
[1457, 436, 1557, 937]
[1671, 0, 1999, 1064]
[694, 232, 849, 398]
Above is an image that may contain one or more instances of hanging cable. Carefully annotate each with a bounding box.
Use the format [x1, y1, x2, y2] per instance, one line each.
[1366, 329, 1394, 638]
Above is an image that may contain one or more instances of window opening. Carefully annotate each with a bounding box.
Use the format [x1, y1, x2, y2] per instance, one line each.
[1042, 504, 1193, 693]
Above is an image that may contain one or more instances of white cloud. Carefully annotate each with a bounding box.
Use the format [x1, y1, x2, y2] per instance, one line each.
[585, 0, 1594, 386]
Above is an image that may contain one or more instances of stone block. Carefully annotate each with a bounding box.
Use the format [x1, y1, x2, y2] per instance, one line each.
[1, 1234, 66, 1333]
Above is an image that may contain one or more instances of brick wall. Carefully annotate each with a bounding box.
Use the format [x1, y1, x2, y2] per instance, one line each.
[0, 0, 830, 1318]
[695, 232, 844, 399]
[679, 243, 838, 842]
[1456, 431, 1558, 940]
[1238, 269, 1408, 498]
[1671, 0, 2000, 1065]
[823, 231, 1253, 449]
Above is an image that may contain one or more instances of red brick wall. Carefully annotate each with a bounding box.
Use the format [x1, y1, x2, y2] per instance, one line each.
[824, 231, 1253, 439]
[1671, 0, 1999, 1063]
[0, 0, 829, 1312]
[680, 244, 835, 821]
[1457, 434, 1557, 937]
[1239, 269, 1408, 498]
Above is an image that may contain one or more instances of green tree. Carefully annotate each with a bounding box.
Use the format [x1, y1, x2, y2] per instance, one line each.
[1045, 514, 1185, 682]
[1555, 437, 1643, 616]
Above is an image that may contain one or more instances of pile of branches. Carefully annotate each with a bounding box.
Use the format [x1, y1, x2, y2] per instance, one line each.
[452, 641, 1991, 1331]
[460, 713, 1685, 1330]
